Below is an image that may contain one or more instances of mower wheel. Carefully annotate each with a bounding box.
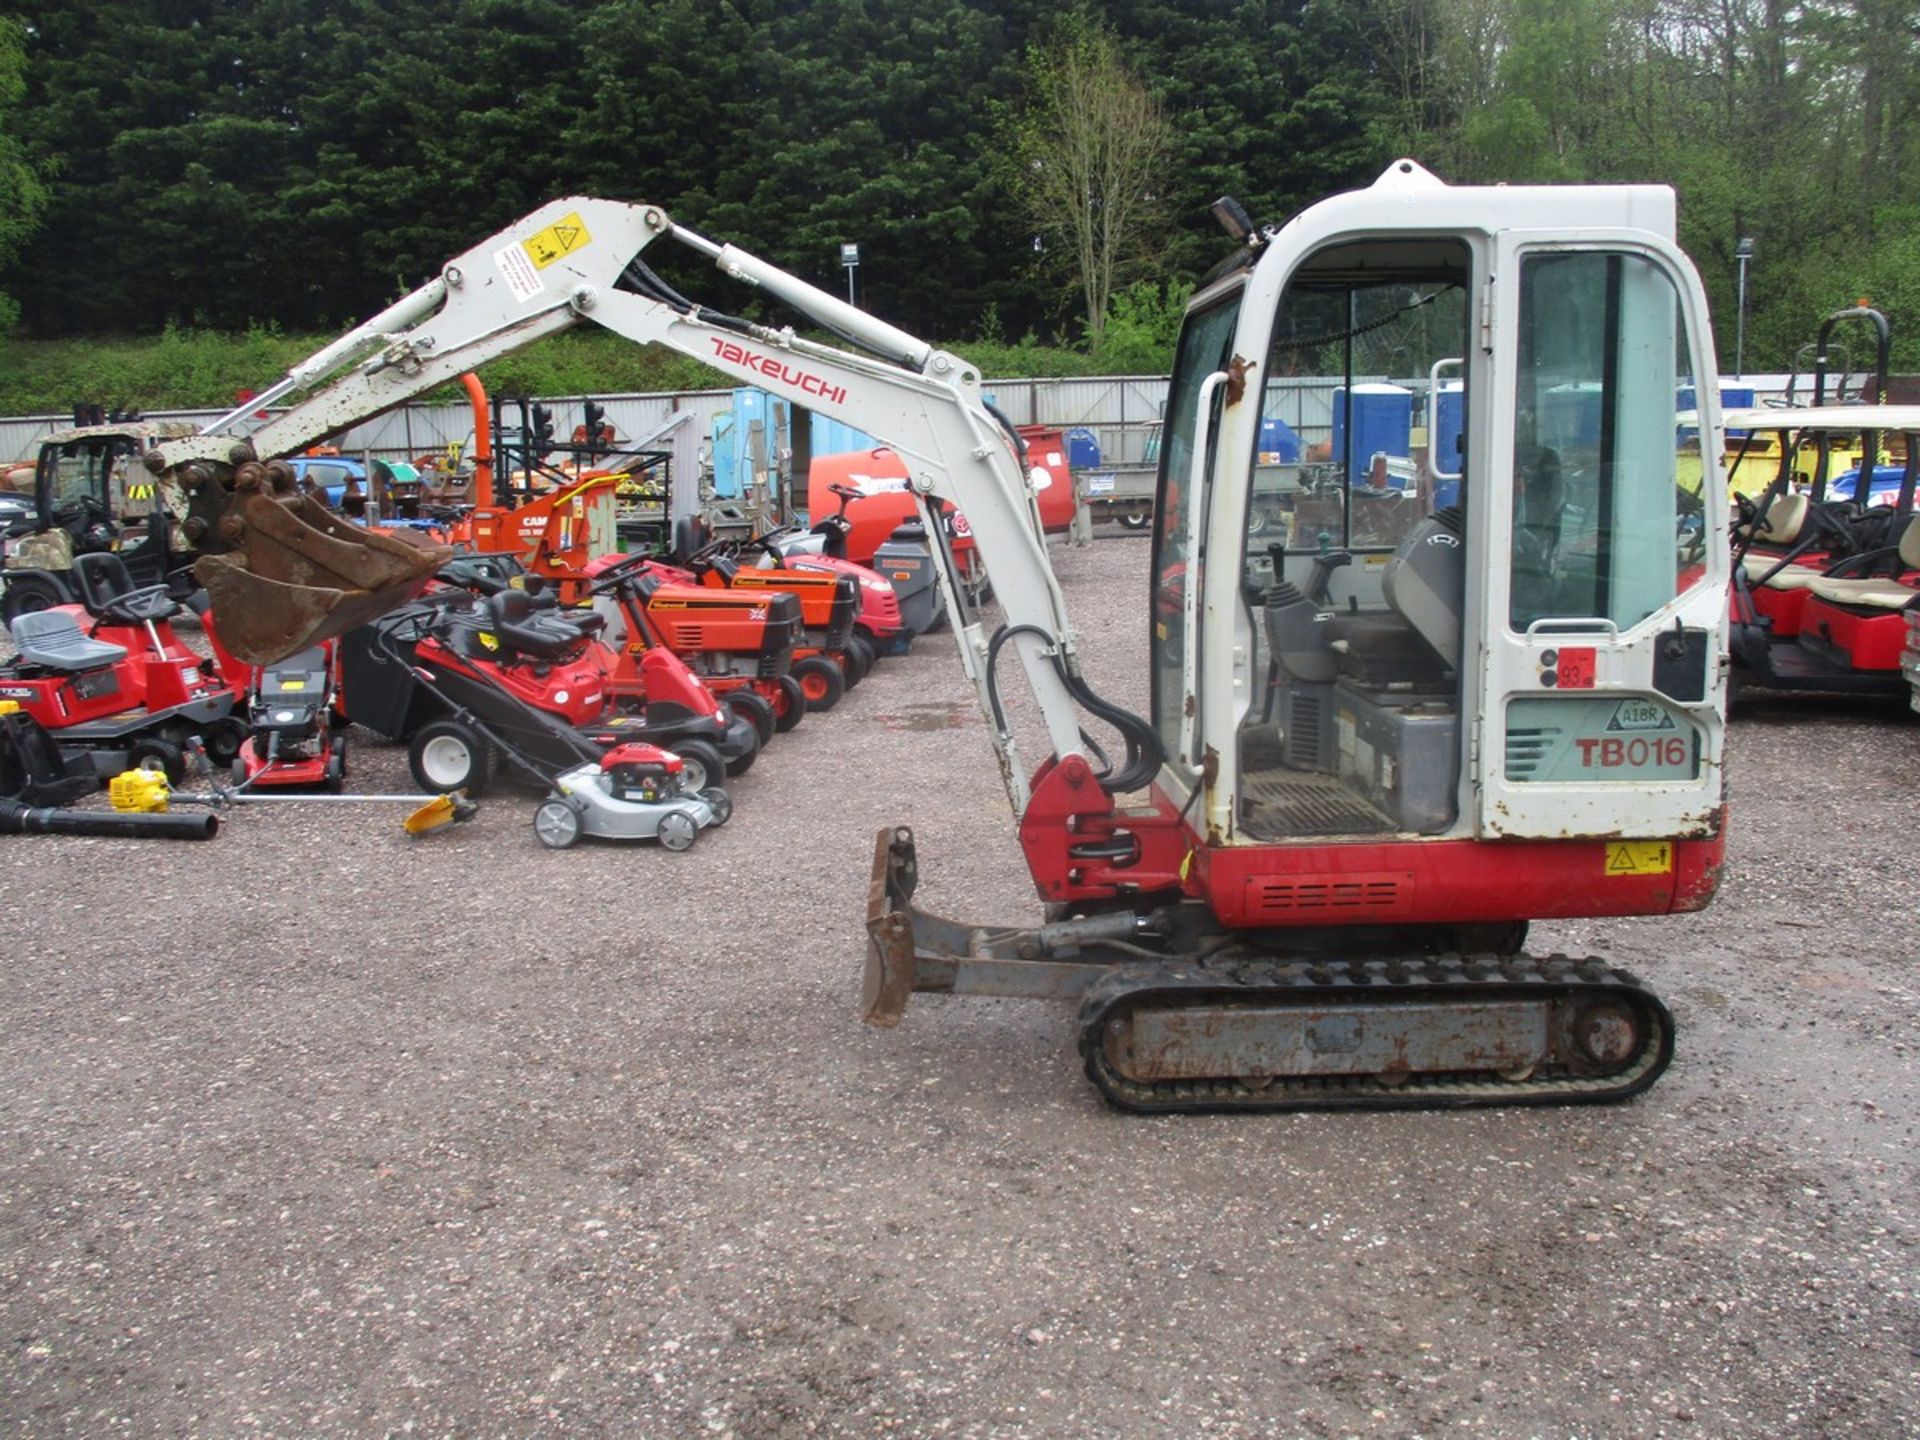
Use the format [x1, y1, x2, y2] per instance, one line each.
[657, 810, 698, 852]
[202, 717, 249, 768]
[728, 689, 777, 748]
[701, 786, 733, 827]
[769, 676, 806, 733]
[1, 574, 64, 625]
[230, 757, 249, 786]
[672, 739, 727, 796]
[409, 718, 494, 796]
[793, 656, 846, 713]
[129, 736, 186, 785]
[325, 735, 349, 793]
[723, 738, 757, 778]
[839, 639, 870, 689]
[533, 798, 583, 849]
[848, 632, 878, 681]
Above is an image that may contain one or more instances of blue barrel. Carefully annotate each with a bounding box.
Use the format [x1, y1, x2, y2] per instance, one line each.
[1064, 427, 1102, 469]
[1257, 417, 1302, 464]
[1331, 384, 1412, 480]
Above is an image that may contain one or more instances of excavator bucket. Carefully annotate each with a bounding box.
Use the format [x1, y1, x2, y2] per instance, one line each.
[193, 462, 452, 665]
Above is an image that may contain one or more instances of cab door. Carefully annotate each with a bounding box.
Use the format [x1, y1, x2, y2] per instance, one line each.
[1475, 236, 1727, 840]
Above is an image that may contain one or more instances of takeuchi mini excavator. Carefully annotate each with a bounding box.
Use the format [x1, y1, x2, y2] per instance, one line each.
[196, 164, 1730, 1112]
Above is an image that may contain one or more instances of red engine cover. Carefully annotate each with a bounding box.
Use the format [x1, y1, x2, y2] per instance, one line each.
[601, 741, 678, 771]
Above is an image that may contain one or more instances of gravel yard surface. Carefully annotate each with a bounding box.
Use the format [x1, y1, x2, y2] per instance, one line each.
[2, 534, 1917, 1438]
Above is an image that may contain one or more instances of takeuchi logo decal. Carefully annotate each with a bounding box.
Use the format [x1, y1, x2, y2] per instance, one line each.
[710, 339, 848, 405]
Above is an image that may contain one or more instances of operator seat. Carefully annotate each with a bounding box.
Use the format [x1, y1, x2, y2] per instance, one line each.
[1379, 505, 1466, 670]
[1322, 507, 1465, 687]
[9, 610, 129, 671]
[1259, 507, 1466, 729]
[71, 551, 176, 625]
[1803, 514, 1920, 610]
[486, 587, 604, 659]
[673, 515, 712, 566]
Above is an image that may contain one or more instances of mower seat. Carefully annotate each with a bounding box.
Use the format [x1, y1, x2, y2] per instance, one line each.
[486, 588, 601, 659]
[1803, 517, 1920, 610]
[71, 551, 176, 625]
[9, 609, 128, 671]
[1738, 552, 1823, 590]
[673, 515, 712, 566]
[1737, 492, 1808, 547]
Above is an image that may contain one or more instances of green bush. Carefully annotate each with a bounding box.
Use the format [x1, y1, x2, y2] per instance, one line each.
[0, 315, 1168, 422]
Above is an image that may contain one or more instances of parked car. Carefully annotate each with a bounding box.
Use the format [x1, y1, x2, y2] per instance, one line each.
[283, 457, 422, 511]
[284, 456, 368, 508]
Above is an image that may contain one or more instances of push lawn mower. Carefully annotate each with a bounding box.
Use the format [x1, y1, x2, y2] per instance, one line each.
[203, 625, 350, 791]
[533, 741, 732, 851]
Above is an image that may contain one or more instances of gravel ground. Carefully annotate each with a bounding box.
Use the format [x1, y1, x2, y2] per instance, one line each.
[2, 534, 1917, 1438]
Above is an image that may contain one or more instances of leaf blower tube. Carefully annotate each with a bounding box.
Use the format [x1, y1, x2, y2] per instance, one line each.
[0, 796, 220, 840]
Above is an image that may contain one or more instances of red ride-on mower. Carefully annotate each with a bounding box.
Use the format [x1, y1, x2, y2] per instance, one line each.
[667, 514, 910, 674]
[429, 552, 772, 770]
[747, 482, 944, 648]
[340, 589, 752, 795]
[1726, 405, 1920, 700]
[579, 552, 809, 734]
[0, 552, 246, 783]
[650, 529, 863, 711]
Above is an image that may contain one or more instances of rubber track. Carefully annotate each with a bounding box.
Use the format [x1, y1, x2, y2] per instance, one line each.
[1076, 952, 1674, 1114]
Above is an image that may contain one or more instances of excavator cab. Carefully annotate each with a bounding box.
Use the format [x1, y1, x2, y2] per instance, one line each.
[866, 162, 1731, 1111]
[1156, 182, 1728, 910]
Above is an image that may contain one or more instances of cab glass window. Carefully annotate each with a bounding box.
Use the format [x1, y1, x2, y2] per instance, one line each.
[1509, 251, 1698, 630]
[1255, 246, 1471, 564]
[1150, 293, 1241, 765]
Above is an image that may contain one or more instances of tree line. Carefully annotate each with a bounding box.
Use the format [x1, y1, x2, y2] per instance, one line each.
[0, 0, 1915, 383]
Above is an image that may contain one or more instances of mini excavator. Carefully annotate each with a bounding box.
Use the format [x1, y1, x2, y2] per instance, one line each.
[120, 161, 1729, 1111]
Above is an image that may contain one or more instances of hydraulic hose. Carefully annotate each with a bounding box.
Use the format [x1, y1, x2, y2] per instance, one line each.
[0, 797, 219, 840]
[985, 623, 1164, 797]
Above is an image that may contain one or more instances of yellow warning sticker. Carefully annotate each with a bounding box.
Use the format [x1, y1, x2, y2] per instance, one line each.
[478, 631, 500, 651]
[1605, 841, 1673, 876]
[524, 212, 591, 269]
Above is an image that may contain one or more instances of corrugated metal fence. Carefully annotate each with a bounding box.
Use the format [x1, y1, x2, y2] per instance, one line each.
[0, 371, 1796, 482]
[0, 377, 1182, 481]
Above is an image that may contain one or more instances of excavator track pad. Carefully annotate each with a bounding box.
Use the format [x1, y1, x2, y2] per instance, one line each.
[1076, 956, 1672, 1114]
[195, 462, 451, 665]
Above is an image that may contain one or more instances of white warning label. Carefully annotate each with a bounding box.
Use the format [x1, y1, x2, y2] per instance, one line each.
[493, 242, 545, 304]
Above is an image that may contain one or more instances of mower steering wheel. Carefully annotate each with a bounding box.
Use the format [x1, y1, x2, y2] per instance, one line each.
[690, 535, 740, 563]
[585, 551, 655, 594]
[51, 493, 113, 526]
[828, 483, 863, 503]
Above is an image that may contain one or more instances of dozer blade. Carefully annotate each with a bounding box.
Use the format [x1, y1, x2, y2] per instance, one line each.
[194, 463, 452, 665]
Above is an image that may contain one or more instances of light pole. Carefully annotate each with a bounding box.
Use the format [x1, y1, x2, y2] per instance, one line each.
[1735, 236, 1755, 378]
[840, 243, 859, 306]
